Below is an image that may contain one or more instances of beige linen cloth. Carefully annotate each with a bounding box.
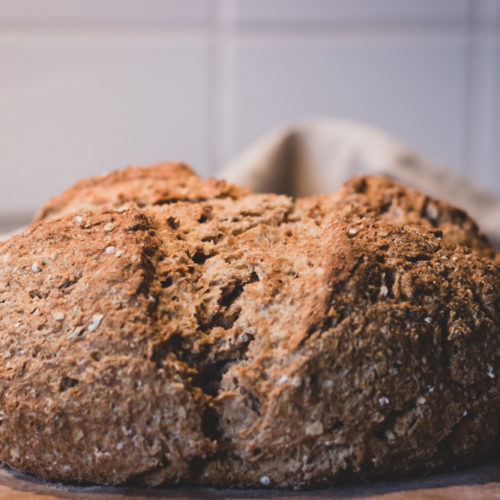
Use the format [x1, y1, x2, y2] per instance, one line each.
[218, 118, 500, 248]
[2, 118, 499, 247]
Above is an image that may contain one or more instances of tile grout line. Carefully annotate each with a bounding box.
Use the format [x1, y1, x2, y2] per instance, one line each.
[0, 21, 480, 45]
[463, 0, 490, 186]
[211, 0, 235, 175]
[231, 20, 471, 36]
[0, 18, 475, 35]
[462, 0, 477, 178]
[206, 2, 219, 177]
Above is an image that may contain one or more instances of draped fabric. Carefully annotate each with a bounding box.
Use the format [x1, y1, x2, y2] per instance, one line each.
[218, 119, 500, 249]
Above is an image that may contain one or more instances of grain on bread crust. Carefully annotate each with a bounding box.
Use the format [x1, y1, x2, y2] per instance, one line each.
[35, 163, 498, 263]
[0, 209, 214, 484]
[34, 162, 249, 223]
[299, 175, 498, 262]
[0, 170, 499, 487]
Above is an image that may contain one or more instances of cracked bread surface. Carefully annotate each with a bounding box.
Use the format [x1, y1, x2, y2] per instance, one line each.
[0, 169, 499, 488]
[35, 163, 499, 265]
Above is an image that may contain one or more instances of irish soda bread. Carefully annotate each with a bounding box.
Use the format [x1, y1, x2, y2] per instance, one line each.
[0, 162, 499, 488]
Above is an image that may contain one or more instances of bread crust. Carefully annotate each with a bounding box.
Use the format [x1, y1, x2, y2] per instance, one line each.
[299, 175, 498, 262]
[34, 162, 249, 222]
[0, 166, 498, 488]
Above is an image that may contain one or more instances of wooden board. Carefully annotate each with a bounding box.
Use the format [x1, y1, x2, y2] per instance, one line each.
[0, 461, 499, 500]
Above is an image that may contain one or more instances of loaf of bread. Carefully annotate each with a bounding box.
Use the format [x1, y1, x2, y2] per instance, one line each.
[0, 163, 498, 488]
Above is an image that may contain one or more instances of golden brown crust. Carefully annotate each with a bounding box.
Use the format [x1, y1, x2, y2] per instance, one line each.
[0, 166, 499, 488]
[34, 162, 250, 222]
[36, 167, 497, 263]
[0, 208, 215, 485]
[299, 175, 498, 262]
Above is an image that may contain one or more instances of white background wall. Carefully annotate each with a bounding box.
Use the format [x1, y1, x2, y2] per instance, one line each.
[0, 0, 499, 228]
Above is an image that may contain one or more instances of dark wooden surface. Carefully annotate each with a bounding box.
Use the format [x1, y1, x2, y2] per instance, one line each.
[0, 461, 499, 500]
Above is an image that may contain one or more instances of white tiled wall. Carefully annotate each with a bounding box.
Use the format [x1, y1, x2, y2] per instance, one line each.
[232, 0, 470, 25]
[0, 0, 213, 25]
[0, 0, 499, 225]
[0, 36, 212, 210]
[226, 34, 469, 169]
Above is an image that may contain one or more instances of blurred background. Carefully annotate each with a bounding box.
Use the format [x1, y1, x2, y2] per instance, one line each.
[0, 0, 499, 231]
